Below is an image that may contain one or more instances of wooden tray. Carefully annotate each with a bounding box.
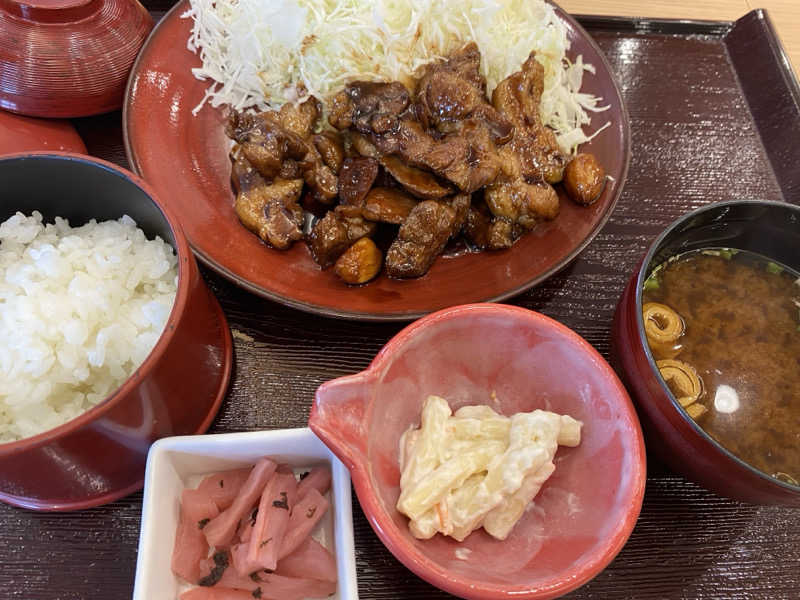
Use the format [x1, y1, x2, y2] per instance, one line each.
[2, 6, 798, 599]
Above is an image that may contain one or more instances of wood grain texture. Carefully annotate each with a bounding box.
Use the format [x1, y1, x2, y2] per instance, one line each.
[562, 0, 800, 75]
[3, 5, 800, 600]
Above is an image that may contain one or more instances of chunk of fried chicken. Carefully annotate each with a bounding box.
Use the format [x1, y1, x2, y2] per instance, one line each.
[482, 52, 566, 235]
[385, 200, 458, 278]
[414, 42, 512, 144]
[231, 154, 304, 250]
[492, 53, 567, 184]
[327, 47, 509, 195]
[307, 206, 377, 269]
[228, 98, 339, 203]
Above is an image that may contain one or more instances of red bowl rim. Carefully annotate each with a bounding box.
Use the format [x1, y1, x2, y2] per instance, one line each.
[633, 198, 800, 495]
[0, 151, 194, 457]
[317, 303, 647, 600]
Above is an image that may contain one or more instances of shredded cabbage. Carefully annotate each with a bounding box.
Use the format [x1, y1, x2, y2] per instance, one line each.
[183, 0, 609, 153]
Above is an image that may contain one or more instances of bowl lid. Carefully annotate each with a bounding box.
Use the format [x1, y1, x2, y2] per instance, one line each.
[1, 0, 102, 22]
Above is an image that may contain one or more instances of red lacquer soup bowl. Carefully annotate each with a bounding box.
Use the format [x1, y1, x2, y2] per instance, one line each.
[0, 153, 233, 511]
[611, 199, 800, 506]
[310, 304, 646, 599]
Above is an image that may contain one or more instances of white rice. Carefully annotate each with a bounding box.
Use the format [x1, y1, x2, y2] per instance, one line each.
[0, 212, 178, 443]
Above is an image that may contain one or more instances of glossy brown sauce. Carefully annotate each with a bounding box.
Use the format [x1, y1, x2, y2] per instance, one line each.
[643, 250, 800, 485]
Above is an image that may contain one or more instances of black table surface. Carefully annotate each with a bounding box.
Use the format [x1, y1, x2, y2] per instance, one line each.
[2, 3, 799, 599]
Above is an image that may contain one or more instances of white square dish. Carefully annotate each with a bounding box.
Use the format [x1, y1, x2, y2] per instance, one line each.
[133, 427, 358, 600]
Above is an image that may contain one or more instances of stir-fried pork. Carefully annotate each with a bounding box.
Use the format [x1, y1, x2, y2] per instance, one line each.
[378, 155, 452, 199]
[362, 187, 418, 225]
[483, 53, 567, 230]
[386, 201, 458, 278]
[414, 43, 512, 145]
[492, 54, 567, 185]
[231, 155, 304, 250]
[337, 157, 379, 207]
[228, 98, 338, 204]
[225, 42, 606, 283]
[307, 207, 377, 268]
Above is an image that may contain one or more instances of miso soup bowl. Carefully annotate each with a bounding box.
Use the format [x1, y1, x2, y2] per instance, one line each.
[611, 199, 800, 506]
[0, 152, 233, 511]
[310, 304, 646, 600]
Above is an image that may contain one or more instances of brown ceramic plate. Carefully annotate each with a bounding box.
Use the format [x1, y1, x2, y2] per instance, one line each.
[124, 0, 630, 321]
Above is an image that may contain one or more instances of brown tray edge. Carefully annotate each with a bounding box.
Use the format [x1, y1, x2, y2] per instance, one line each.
[725, 9, 800, 200]
[576, 13, 732, 36]
[576, 10, 800, 203]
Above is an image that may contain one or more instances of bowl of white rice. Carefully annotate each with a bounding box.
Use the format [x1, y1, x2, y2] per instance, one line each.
[0, 152, 233, 511]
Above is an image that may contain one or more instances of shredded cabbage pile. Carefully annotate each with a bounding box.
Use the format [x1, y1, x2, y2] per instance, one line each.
[183, 0, 609, 153]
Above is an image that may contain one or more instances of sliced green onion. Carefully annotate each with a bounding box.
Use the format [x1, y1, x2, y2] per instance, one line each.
[766, 262, 783, 275]
[643, 276, 660, 292]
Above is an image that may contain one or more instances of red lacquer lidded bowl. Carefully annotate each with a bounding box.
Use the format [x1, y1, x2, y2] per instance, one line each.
[0, 0, 153, 117]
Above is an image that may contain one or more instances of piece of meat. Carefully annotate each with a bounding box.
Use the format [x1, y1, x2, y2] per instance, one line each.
[386, 200, 458, 278]
[227, 112, 307, 180]
[300, 159, 338, 203]
[564, 152, 606, 205]
[363, 187, 418, 224]
[307, 211, 349, 268]
[331, 76, 504, 194]
[463, 201, 492, 250]
[365, 118, 502, 193]
[328, 81, 410, 133]
[487, 217, 523, 250]
[313, 132, 345, 174]
[338, 157, 378, 207]
[348, 132, 380, 158]
[336, 204, 377, 240]
[448, 193, 472, 234]
[231, 156, 305, 250]
[492, 53, 567, 184]
[334, 238, 383, 284]
[307, 208, 377, 268]
[379, 155, 452, 199]
[414, 42, 512, 144]
[275, 96, 321, 138]
[484, 180, 559, 230]
[228, 99, 338, 203]
[421, 119, 505, 193]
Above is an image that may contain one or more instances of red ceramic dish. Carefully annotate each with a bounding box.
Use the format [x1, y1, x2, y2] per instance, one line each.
[0, 0, 153, 117]
[310, 304, 646, 599]
[124, 1, 630, 321]
[611, 200, 800, 506]
[0, 152, 233, 511]
[0, 110, 87, 154]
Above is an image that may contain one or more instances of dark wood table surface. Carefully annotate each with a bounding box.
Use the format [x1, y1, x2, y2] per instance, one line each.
[2, 3, 799, 599]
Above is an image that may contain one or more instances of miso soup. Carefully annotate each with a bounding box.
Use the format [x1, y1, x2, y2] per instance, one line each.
[642, 249, 800, 486]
